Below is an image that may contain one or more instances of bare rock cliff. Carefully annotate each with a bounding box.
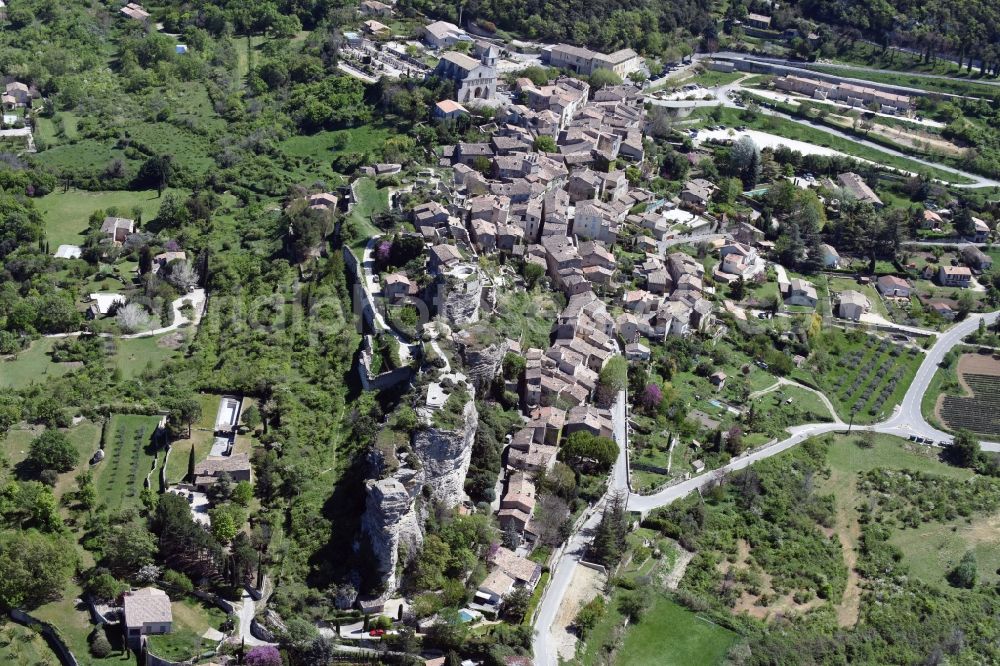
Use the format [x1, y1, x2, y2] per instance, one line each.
[360, 396, 478, 593]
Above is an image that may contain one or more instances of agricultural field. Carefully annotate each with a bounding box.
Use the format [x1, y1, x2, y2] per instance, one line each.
[936, 353, 1000, 437]
[796, 329, 923, 423]
[92, 414, 163, 512]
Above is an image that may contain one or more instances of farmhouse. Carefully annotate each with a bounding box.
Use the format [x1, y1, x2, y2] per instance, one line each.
[193, 453, 252, 491]
[784, 278, 818, 307]
[972, 217, 991, 242]
[745, 12, 772, 29]
[360, 0, 392, 17]
[101, 216, 135, 243]
[123, 587, 172, 642]
[423, 20, 470, 49]
[120, 2, 150, 22]
[876, 275, 911, 298]
[434, 99, 470, 120]
[4, 81, 30, 107]
[837, 173, 883, 207]
[837, 290, 870, 321]
[962, 246, 992, 271]
[938, 265, 972, 288]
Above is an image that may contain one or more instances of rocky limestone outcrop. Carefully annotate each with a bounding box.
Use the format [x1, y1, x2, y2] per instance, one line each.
[436, 265, 482, 326]
[360, 469, 424, 594]
[360, 393, 478, 593]
[412, 398, 479, 506]
[455, 326, 509, 391]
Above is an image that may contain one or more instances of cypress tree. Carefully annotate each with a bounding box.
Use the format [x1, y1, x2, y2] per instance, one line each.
[188, 444, 196, 481]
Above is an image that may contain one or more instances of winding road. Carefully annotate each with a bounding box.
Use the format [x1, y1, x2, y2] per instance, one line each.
[532, 310, 999, 665]
[645, 54, 1000, 189]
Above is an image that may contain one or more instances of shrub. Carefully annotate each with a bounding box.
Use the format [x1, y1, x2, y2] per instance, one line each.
[89, 629, 112, 658]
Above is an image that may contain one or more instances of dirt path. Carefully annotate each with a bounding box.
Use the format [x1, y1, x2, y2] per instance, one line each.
[823, 468, 863, 627]
[552, 565, 605, 662]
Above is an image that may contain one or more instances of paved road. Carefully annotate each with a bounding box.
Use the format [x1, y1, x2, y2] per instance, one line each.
[236, 590, 275, 647]
[532, 310, 1000, 664]
[532, 389, 628, 666]
[646, 56, 999, 189]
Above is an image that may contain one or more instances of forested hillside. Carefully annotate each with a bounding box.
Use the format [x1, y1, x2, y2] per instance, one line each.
[792, 0, 1000, 70]
[401, 0, 715, 54]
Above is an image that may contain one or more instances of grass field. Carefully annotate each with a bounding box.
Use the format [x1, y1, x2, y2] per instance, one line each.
[33, 581, 118, 666]
[687, 69, 744, 88]
[93, 414, 162, 512]
[347, 177, 390, 251]
[37, 188, 186, 247]
[281, 124, 393, 161]
[819, 433, 1000, 591]
[146, 597, 228, 662]
[112, 334, 186, 378]
[2, 422, 103, 502]
[616, 595, 737, 665]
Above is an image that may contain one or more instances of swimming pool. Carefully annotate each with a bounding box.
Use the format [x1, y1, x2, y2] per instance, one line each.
[457, 609, 477, 623]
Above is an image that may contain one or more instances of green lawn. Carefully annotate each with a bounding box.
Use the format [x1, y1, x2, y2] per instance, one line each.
[111, 334, 186, 378]
[616, 595, 737, 666]
[33, 582, 123, 666]
[146, 597, 228, 663]
[164, 429, 214, 485]
[687, 69, 744, 88]
[93, 414, 163, 511]
[1, 338, 80, 389]
[36, 188, 186, 247]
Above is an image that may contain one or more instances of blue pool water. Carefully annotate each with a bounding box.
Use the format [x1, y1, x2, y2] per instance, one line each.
[458, 609, 476, 623]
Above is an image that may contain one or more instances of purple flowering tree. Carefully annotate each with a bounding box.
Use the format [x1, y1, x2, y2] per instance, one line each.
[639, 383, 663, 411]
[246, 645, 282, 666]
[375, 240, 392, 264]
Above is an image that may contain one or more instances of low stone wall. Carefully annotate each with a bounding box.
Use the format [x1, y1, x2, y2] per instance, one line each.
[9, 609, 80, 666]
